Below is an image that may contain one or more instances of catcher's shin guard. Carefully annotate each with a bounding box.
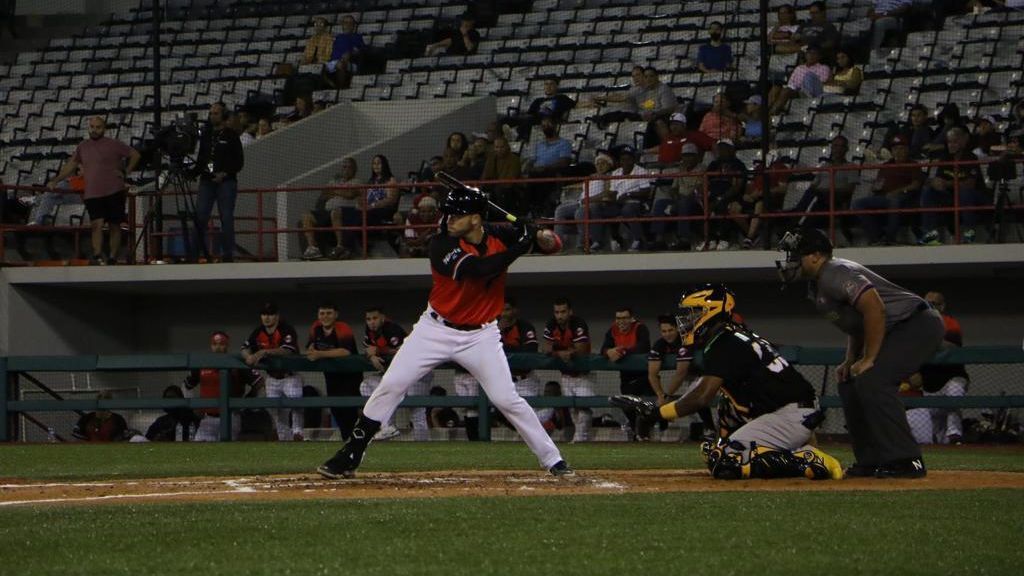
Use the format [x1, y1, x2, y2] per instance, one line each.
[317, 416, 381, 479]
[706, 441, 843, 480]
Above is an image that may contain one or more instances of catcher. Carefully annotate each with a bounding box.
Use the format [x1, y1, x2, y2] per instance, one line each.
[612, 284, 843, 480]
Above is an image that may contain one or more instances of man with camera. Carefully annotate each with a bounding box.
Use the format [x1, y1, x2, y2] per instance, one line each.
[195, 102, 244, 262]
[48, 116, 141, 265]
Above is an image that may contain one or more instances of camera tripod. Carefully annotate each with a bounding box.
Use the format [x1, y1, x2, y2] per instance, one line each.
[134, 160, 211, 262]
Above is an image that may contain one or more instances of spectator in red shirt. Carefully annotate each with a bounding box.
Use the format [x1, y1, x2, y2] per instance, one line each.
[853, 134, 925, 245]
[400, 195, 441, 257]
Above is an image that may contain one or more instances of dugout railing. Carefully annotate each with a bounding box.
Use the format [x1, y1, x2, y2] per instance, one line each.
[2, 346, 1023, 442]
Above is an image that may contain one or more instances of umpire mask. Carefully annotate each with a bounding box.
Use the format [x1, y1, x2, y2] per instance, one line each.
[775, 228, 832, 284]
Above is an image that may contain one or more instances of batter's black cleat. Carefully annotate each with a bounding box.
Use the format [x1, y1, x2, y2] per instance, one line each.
[875, 458, 927, 479]
[549, 460, 576, 477]
[609, 395, 658, 422]
[317, 446, 363, 479]
[844, 463, 878, 478]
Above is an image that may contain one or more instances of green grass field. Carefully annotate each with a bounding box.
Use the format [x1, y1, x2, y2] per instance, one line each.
[1, 442, 1022, 576]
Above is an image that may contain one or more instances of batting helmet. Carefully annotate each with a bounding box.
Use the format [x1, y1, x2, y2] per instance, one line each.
[675, 283, 736, 347]
[776, 227, 833, 283]
[437, 171, 488, 216]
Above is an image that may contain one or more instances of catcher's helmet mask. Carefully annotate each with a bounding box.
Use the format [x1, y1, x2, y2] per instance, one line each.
[775, 227, 833, 283]
[676, 284, 736, 347]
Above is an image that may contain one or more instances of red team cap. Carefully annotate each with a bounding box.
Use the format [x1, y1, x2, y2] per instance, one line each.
[211, 331, 230, 345]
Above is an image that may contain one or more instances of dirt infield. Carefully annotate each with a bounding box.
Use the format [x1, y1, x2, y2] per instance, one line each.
[2, 469, 1023, 507]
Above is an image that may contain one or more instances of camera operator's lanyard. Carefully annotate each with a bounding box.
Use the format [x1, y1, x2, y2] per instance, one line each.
[208, 128, 219, 175]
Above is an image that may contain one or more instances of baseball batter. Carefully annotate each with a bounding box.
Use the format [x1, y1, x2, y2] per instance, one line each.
[777, 227, 944, 478]
[359, 306, 432, 440]
[318, 177, 572, 478]
[614, 284, 843, 480]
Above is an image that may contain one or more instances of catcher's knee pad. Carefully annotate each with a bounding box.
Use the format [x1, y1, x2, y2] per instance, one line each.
[705, 439, 747, 480]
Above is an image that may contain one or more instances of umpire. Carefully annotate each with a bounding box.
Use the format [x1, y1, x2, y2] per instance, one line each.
[777, 228, 944, 478]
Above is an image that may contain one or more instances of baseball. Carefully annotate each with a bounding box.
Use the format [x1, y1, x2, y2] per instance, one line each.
[536, 229, 563, 254]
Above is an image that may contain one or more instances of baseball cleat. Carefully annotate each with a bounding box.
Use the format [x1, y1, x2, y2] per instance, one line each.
[609, 395, 658, 421]
[875, 458, 927, 479]
[549, 460, 575, 477]
[317, 447, 363, 480]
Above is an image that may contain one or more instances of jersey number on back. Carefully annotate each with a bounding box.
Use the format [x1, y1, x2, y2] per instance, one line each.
[733, 330, 790, 374]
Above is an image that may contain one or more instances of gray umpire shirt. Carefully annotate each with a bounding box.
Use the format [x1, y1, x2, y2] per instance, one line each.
[809, 257, 926, 335]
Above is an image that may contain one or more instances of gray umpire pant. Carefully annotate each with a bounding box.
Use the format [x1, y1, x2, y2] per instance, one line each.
[838, 308, 945, 466]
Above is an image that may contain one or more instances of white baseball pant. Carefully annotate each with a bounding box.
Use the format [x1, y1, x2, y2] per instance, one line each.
[363, 372, 433, 439]
[194, 414, 242, 442]
[265, 373, 304, 440]
[363, 307, 564, 469]
[560, 374, 595, 442]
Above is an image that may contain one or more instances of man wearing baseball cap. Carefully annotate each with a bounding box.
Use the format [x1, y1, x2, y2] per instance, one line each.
[242, 302, 304, 441]
[852, 134, 924, 245]
[651, 142, 704, 251]
[184, 331, 263, 441]
[742, 95, 764, 141]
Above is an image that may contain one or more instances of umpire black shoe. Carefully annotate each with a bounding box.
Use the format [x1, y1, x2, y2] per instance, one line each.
[549, 460, 575, 477]
[609, 395, 658, 421]
[844, 463, 878, 478]
[875, 458, 927, 479]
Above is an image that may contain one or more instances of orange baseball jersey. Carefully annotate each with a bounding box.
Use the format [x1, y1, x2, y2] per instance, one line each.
[429, 223, 521, 325]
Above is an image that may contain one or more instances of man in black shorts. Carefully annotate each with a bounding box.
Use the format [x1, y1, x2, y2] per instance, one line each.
[48, 116, 140, 264]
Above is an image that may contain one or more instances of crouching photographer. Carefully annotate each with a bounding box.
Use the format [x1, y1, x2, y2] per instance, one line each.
[195, 102, 244, 262]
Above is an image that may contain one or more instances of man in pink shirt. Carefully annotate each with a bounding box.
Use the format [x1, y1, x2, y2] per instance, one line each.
[48, 116, 140, 264]
[768, 44, 831, 115]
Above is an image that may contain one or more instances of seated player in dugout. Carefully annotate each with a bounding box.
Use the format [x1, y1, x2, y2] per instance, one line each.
[612, 284, 844, 480]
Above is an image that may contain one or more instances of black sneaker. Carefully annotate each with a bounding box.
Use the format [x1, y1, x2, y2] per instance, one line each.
[317, 445, 364, 479]
[549, 460, 575, 477]
[844, 463, 878, 478]
[875, 458, 927, 479]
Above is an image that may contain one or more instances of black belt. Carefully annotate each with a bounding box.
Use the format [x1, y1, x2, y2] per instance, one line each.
[430, 311, 486, 331]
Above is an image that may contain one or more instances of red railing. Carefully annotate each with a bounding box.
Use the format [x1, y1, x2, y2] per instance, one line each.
[1, 156, 1021, 265]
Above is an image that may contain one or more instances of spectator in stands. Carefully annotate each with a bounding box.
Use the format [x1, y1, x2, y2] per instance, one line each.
[740, 95, 765, 142]
[302, 16, 333, 65]
[194, 102, 244, 263]
[794, 1, 841, 60]
[482, 136, 525, 218]
[919, 126, 988, 245]
[727, 176, 765, 250]
[768, 45, 831, 115]
[697, 21, 734, 73]
[145, 386, 201, 442]
[601, 307, 652, 441]
[590, 65, 646, 128]
[557, 151, 613, 250]
[643, 118, 674, 163]
[242, 301, 303, 441]
[281, 95, 312, 125]
[236, 111, 257, 146]
[400, 194, 440, 257]
[887, 104, 934, 159]
[650, 142, 704, 251]
[445, 131, 469, 161]
[750, 154, 795, 248]
[971, 116, 1002, 156]
[789, 135, 859, 232]
[342, 154, 399, 254]
[72, 391, 128, 442]
[1010, 99, 1024, 134]
[256, 118, 274, 140]
[425, 13, 480, 56]
[699, 139, 748, 250]
[769, 4, 802, 55]
[501, 78, 576, 143]
[865, 0, 913, 54]
[636, 68, 679, 148]
[304, 302, 360, 441]
[595, 146, 654, 252]
[302, 157, 358, 260]
[855, 135, 926, 245]
[47, 116, 140, 265]
[184, 331, 262, 441]
[824, 50, 863, 96]
[523, 118, 573, 216]
[324, 14, 366, 89]
[458, 135, 490, 180]
[24, 165, 84, 226]
[699, 92, 742, 142]
[922, 103, 966, 158]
